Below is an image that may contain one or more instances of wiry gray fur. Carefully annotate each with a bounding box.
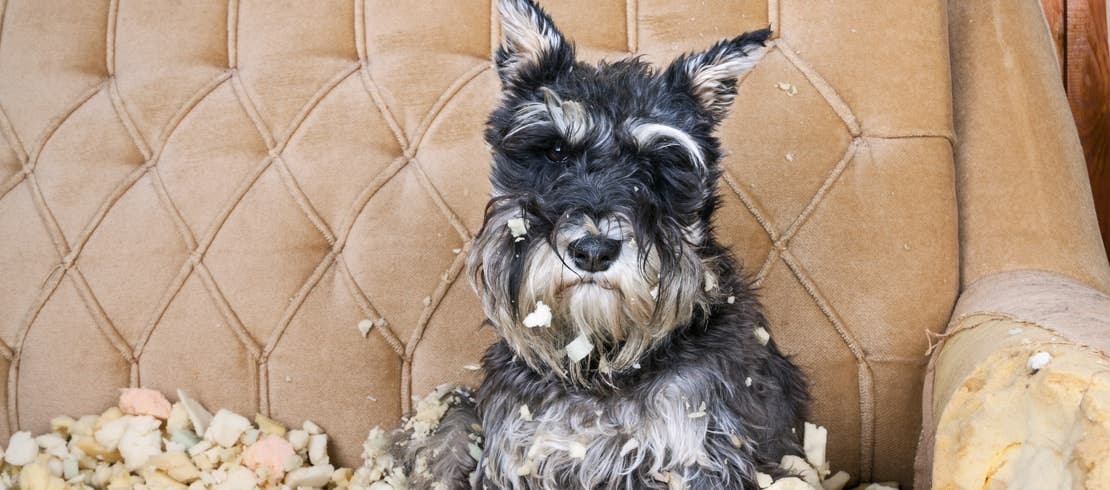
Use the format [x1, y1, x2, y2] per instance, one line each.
[388, 1, 807, 488]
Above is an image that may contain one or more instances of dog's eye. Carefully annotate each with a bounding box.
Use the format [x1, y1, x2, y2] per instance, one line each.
[545, 144, 570, 163]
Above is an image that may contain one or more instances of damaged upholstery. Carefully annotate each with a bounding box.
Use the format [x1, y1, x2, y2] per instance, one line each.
[0, 0, 1106, 487]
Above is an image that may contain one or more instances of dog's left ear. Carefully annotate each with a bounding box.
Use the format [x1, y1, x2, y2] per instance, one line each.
[495, 0, 574, 89]
[664, 28, 771, 124]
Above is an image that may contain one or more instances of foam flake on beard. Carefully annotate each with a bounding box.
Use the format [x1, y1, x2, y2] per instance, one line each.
[507, 217, 528, 240]
[522, 301, 552, 328]
[565, 334, 594, 363]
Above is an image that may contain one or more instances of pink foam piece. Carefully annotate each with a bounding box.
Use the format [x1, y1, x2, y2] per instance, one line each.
[118, 387, 172, 419]
[243, 435, 296, 482]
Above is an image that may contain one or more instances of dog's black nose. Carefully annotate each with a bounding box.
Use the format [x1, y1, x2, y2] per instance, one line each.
[567, 236, 622, 272]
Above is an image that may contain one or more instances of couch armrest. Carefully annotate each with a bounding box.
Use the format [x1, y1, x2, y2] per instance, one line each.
[915, 270, 1110, 488]
[947, 0, 1110, 293]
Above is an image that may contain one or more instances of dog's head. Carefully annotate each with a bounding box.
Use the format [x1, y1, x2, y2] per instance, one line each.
[468, 0, 769, 383]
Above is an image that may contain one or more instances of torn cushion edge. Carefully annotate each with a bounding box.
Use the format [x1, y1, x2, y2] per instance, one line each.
[914, 270, 1110, 488]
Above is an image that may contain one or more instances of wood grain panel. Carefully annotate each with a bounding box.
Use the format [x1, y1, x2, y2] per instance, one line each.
[1042, 0, 1110, 254]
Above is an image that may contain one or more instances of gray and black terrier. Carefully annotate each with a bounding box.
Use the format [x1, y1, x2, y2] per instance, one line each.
[394, 1, 808, 488]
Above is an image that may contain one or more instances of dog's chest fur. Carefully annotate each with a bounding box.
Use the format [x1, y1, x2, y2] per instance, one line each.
[473, 297, 803, 490]
[480, 372, 753, 489]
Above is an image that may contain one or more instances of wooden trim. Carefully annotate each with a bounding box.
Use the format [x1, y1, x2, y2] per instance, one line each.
[1043, 0, 1110, 254]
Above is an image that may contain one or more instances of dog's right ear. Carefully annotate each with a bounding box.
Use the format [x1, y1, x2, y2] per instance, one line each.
[663, 28, 771, 124]
[495, 0, 574, 90]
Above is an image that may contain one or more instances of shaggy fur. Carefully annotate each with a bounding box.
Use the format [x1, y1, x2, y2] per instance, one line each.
[391, 1, 808, 488]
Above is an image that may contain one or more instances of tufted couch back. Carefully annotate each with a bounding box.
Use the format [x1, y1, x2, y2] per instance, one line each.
[0, 0, 967, 485]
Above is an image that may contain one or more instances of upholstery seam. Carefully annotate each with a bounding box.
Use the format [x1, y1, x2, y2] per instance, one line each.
[108, 79, 153, 160]
[489, 0, 499, 63]
[26, 81, 106, 173]
[105, 0, 118, 77]
[149, 167, 199, 250]
[227, 0, 239, 69]
[779, 249, 874, 479]
[625, 0, 638, 53]
[148, 71, 233, 165]
[336, 258, 404, 357]
[132, 257, 197, 357]
[768, 0, 780, 37]
[25, 173, 72, 268]
[750, 248, 780, 288]
[68, 267, 135, 362]
[260, 252, 339, 361]
[404, 241, 473, 358]
[332, 155, 410, 252]
[190, 154, 273, 258]
[776, 38, 861, 137]
[273, 156, 336, 243]
[778, 137, 859, 244]
[358, 66, 410, 150]
[194, 263, 262, 360]
[229, 74, 276, 149]
[354, 0, 366, 62]
[406, 63, 490, 152]
[721, 170, 780, 242]
[0, 0, 8, 56]
[409, 157, 473, 241]
[0, 171, 24, 202]
[0, 96, 28, 165]
[8, 265, 67, 433]
[271, 63, 361, 155]
[864, 131, 955, 148]
[65, 164, 149, 270]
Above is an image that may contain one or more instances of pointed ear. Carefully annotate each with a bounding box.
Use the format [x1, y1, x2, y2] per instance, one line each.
[664, 28, 771, 123]
[495, 0, 574, 89]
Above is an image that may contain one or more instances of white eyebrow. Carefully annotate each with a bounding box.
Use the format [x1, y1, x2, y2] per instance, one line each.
[629, 122, 705, 169]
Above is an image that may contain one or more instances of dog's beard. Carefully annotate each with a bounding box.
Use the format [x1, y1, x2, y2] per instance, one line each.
[468, 207, 709, 385]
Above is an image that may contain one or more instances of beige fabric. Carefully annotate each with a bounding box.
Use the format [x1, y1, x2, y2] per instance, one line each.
[0, 0, 1097, 487]
[948, 0, 1110, 293]
[917, 270, 1110, 488]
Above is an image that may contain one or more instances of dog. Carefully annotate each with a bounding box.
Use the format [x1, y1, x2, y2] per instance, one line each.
[393, 1, 807, 488]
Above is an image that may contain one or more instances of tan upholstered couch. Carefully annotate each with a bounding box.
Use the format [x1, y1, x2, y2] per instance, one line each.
[1, 0, 1108, 487]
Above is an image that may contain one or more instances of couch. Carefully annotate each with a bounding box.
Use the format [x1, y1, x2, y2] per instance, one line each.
[0, 0, 1107, 487]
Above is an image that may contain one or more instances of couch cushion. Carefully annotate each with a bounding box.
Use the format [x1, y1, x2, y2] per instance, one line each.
[0, 0, 956, 484]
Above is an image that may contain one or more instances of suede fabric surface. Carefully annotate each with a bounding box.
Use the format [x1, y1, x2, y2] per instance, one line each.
[0, 0, 1097, 487]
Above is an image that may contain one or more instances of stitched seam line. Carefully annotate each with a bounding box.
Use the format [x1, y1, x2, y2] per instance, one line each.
[337, 258, 403, 356]
[406, 63, 490, 152]
[625, 0, 638, 53]
[778, 138, 859, 244]
[721, 170, 780, 242]
[404, 241, 472, 357]
[780, 250, 874, 479]
[261, 253, 339, 360]
[776, 38, 861, 137]
[194, 263, 262, 359]
[0, 170, 24, 202]
[0, 103, 28, 164]
[768, 0, 780, 36]
[354, 0, 366, 62]
[27, 81, 106, 173]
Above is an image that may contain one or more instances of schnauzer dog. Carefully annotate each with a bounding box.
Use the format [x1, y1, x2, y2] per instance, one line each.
[396, 1, 807, 488]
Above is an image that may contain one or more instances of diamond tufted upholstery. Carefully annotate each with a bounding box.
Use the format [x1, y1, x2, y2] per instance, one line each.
[1, 0, 1107, 487]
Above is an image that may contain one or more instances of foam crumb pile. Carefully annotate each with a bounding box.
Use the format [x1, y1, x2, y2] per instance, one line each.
[754, 423, 896, 490]
[0, 387, 354, 490]
[1, 387, 900, 490]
